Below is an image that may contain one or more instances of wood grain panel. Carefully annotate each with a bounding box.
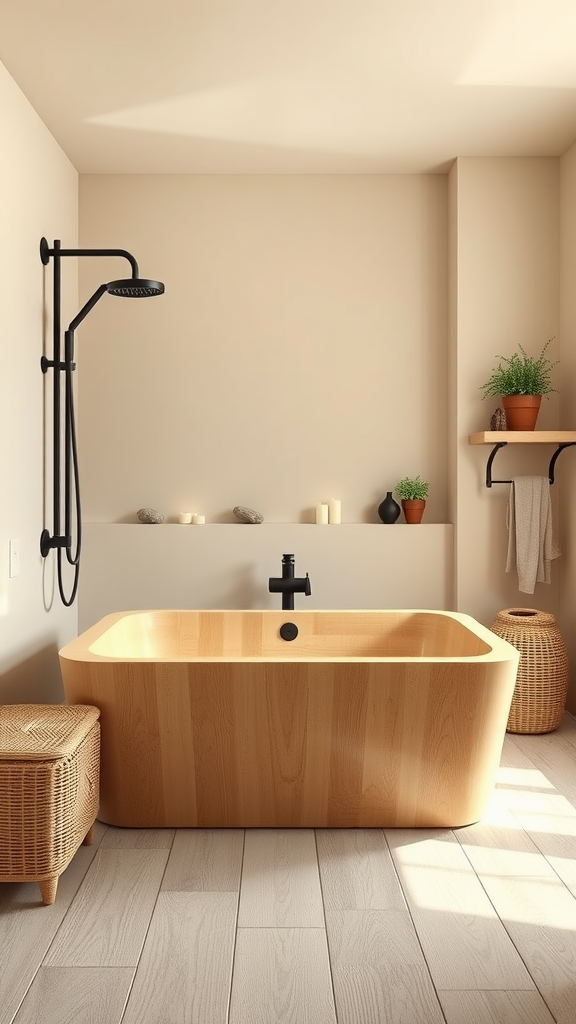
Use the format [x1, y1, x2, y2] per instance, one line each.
[510, 730, 576, 803]
[498, 788, 576, 896]
[238, 830, 324, 927]
[455, 801, 559, 878]
[332, 963, 445, 1024]
[12, 967, 134, 1024]
[100, 826, 174, 848]
[325, 906, 435, 968]
[121, 891, 238, 1024]
[230, 928, 336, 1024]
[439, 990, 556, 1023]
[323, 907, 445, 1024]
[162, 829, 244, 891]
[44, 849, 169, 966]
[62, 653, 516, 828]
[386, 830, 535, 990]
[315, 829, 405, 910]
[476, 873, 576, 1023]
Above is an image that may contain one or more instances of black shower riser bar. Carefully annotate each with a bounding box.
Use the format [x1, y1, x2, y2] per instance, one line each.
[40, 237, 164, 605]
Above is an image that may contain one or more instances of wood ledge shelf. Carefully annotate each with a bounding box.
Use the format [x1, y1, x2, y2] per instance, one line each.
[469, 430, 576, 444]
[469, 431, 576, 487]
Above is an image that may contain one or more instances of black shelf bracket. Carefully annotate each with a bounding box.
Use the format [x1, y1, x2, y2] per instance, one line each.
[485, 441, 576, 488]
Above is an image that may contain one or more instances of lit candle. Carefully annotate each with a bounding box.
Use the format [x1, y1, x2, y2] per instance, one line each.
[192, 514, 205, 525]
[329, 499, 341, 524]
[316, 503, 329, 525]
[178, 512, 193, 524]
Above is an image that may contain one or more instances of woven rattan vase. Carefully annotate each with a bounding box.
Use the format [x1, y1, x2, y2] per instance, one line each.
[490, 608, 568, 734]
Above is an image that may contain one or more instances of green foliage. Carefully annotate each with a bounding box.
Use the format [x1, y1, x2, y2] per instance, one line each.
[395, 476, 429, 501]
[480, 338, 558, 398]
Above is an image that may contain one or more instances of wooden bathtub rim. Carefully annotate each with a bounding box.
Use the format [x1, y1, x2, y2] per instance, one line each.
[59, 608, 519, 665]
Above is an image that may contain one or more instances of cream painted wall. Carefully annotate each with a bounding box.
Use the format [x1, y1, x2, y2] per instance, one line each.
[559, 141, 576, 712]
[0, 60, 78, 701]
[77, 174, 448, 526]
[78, 524, 453, 632]
[451, 158, 561, 627]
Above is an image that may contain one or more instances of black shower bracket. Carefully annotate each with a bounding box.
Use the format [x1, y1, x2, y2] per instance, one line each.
[40, 530, 71, 557]
[485, 441, 576, 488]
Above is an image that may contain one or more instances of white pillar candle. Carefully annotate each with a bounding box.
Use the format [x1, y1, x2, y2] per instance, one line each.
[192, 514, 205, 525]
[316, 503, 329, 525]
[178, 512, 193, 524]
[328, 498, 341, 524]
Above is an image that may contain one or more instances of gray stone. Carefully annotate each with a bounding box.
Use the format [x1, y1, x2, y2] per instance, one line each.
[137, 507, 164, 524]
[233, 505, 264, 524]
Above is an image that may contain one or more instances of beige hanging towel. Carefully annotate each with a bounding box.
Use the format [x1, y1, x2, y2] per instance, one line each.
[506, 476, 560, 594]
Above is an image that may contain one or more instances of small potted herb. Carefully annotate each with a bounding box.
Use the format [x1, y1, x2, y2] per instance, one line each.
[479, 338, 558, 430]
[395, 476, 429, 523]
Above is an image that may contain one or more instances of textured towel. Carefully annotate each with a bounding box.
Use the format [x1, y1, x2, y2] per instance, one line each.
[506, 476, 560, 594]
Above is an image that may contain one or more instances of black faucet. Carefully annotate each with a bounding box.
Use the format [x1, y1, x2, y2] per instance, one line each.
[268, 553, 311, 610]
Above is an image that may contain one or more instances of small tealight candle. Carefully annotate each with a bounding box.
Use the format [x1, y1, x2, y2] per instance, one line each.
[178, 512, 193, 524]
[192, 514, 205, 525]
[328, 498, 341, 524]
[316, 503, 329, 525]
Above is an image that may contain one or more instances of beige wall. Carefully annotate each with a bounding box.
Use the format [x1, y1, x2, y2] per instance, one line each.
[78, 524, 453, 632]
[78, 174, 449, 526]
[559, 141, 576, 712]
[2, 54, 575, 708]
[77, 164, 575, 636]
[0, 60, 78, 701]
[451, 157, 561, 627]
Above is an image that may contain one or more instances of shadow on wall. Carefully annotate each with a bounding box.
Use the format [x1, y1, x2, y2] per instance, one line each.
[0, 645, 65, 705]
[217, 563, 267, 609]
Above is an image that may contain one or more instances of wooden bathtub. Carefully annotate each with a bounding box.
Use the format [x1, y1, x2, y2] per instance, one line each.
[59, 609, 519, 828]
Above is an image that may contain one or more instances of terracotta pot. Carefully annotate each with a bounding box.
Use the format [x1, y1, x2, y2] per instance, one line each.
[501, 395, 541, 430]
[401, 499, 426, 524]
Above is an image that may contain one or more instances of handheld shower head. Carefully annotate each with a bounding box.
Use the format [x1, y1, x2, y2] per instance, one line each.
[106, 278, 165, 298]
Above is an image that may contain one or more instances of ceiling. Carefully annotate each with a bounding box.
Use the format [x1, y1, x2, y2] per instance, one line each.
[2, 0, 576, 174]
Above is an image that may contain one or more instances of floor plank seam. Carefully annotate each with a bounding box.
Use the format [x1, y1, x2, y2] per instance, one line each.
[39, 821, 111, 970]
[381, 826, 449, 1023]
[121, 828, 179, 989]
[457, 743, 568, 1024]
[308, 831, 339, 1024]
[226, 830, 246, 1024]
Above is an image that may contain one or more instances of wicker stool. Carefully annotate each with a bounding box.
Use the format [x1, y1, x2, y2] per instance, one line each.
[490, 608, 568, 734]
[0, 704, 100, 905]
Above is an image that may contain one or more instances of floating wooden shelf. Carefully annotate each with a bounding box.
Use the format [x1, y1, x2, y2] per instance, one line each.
[469, 431, 576, 445]
[468, 431, 576, 487]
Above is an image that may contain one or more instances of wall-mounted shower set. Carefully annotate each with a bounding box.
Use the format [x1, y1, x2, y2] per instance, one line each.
[40, 238, 165, 606]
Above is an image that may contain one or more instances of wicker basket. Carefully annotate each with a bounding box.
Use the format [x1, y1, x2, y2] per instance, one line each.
[0, 704, 100, 904]
[490, 608, 568, 734]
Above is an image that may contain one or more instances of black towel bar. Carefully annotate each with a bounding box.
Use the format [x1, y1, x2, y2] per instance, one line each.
[485, 441, 576, 488]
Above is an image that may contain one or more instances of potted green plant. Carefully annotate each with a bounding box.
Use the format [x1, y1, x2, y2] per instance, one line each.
[395, 476, 429, 524]
[479, 338, 558, 430]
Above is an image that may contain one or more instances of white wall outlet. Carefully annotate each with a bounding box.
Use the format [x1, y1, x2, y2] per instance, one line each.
[9, 538, 21, 578]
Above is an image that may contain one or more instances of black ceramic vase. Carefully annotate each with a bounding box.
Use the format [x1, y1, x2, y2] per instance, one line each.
[378, 491, 401, 524]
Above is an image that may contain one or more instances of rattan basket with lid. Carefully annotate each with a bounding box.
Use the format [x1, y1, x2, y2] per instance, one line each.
[490, 608, 568, 734]
[0, 704, 100, 904]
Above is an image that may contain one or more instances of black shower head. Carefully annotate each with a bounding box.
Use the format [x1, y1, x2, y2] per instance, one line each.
[106, 278, 165, 298]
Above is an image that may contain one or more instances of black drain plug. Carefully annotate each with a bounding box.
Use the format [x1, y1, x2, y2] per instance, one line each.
[279, 622, 298, 642]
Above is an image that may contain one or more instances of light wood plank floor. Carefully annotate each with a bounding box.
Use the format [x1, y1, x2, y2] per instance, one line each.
[2, 714, 576, 1023]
